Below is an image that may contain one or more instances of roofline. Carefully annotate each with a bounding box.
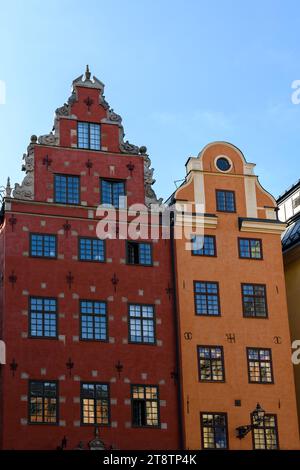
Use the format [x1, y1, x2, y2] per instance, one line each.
[277, 179, 300, 204]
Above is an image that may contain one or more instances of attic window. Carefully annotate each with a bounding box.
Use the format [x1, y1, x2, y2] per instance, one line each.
[78, 122, 101, 150]
[292, 194, 300, 210]
[216, 157, 231, 172]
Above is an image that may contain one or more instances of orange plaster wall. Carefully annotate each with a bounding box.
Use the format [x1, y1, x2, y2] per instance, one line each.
[174, 142, 299, 450]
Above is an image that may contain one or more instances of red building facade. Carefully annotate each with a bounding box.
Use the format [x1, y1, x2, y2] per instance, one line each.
[0, 68, 181, 450]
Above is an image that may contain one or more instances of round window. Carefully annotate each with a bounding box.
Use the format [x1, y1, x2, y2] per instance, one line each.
[216, 157, 231, 172]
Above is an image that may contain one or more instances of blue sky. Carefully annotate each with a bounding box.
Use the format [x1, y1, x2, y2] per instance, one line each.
[1, 0, 300, 200]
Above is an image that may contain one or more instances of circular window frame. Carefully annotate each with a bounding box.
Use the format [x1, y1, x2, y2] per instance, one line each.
[214, 155, 233, 173]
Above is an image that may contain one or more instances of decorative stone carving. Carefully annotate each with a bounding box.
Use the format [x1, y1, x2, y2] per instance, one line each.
[88, 427, 105, 450]
[55, 103, 70, 117]
[72, 66, 105, 91]
[120, 140, 140, 154]
[108, 108, 122, 123]
[38, 132, 58, 145]
[5, 177, 12, 197]
[101, 95, 110, 110]
[13, 143, 35, 200]
[38, 132, 58, 146]
[144, 155, 163, 207]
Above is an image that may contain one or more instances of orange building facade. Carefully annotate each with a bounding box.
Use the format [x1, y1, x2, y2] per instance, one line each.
[171, 142, 299, 450]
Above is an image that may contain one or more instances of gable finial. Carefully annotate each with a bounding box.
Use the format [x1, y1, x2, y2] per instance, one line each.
[85, 65, 91, 80]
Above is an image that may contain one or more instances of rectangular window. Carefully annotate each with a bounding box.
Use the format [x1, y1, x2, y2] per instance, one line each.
[81, 383, 110, 425]
[252, 414, 278, 449]
[247, 348, 273, 383]
[239, 238, 262, 259]
[129, 304, 155, 344]
[194, 281, 220, 316]
[29, 381, 58, 424]
[198, 346, 225, 382]
[192, 235, 216, 256]
[201, 412, 228, 449]
[101, 179, 126, 208]
[30, 234, 57, 258]
[78, 122, 101, 150]
[80, 300, 107, 341]
[79, 237, 105, 262]
[216, 190, 236, 212]
[54, 174, 80, 204]
[131, 385, 159, 427]
[242, 284, 267, 318]
[127, 242, 152, 265]
[29, 297, 57, 338]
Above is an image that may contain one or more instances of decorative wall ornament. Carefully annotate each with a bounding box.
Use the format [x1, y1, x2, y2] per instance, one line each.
[85, 159, 93, 175]
[165, 283, 173, 300]
[144, 154, 163, 207]
[10, 358, 18, 377]
[66, 271, 74, 289]
[63, 220, 71, 237]
[38, 132, 58, 146]
[89, 427, 106, 451]
[8, 214, 17, 231]
[119, 140, 140, 154]
[184, 332, 193, 340]
[13, 143, 35, 200]
[171, 370, 178, 383]
[226, 333, 236, 343]
[55, 103, 70, 117]
[42, 154, 53, 170]
[111, 273, 119, 292]
[66, 357, 74, 377]
[8, 270, 17, 287]
[126, 162, 135, 176]
[108, 108, 122, 123]
[115, 360, 123, 378]
[84, 96, 94, 111]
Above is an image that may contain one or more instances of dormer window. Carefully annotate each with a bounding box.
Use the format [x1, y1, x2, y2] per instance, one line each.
[78, 122, 101, 150]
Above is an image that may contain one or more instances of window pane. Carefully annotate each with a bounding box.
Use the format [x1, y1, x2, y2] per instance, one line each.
[79, 238, 105, 262]
[54, 175, 80, 204]
[29, 381, 57, 424]
[198, 346, 224, 381]
[240, 239, 262, 259]
[30, 297, 57, 338]
[195, 282, 220, 316]
[248, 348, 273, 383]
[201, 413, 227, 449]
[31, 234, 56, 258]
[101, 180, 125, 208]
[253, 414, 278, 449]
[78, 122, 89, 149]
[89, 123, 101, 150]
[131, 385, 159, 427]
[216, 190, 235, 212]
[81, 383, 110, 425]
[243, 284, 267, 318]
[80, 301, 107, 341]
[129, 304, 155, 344]
[192, 236, 215, 256]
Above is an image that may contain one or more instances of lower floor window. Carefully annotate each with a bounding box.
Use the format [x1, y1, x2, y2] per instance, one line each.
[201, 412, 228, 449]
[131, 385, 159, 427]
[29, 381, 58, 424]
[252, 414, 278, 449]
[81, 383, 110, 425]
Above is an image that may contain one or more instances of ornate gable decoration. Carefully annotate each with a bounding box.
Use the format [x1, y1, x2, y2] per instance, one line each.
[12, 66, 162, 206]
